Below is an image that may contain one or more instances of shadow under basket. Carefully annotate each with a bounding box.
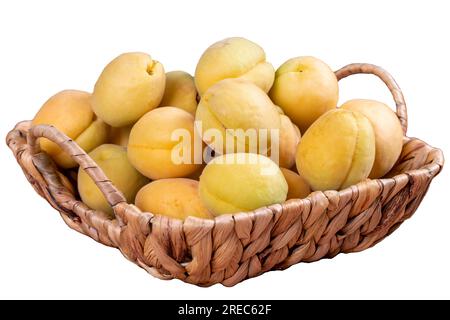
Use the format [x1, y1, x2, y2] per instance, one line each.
[6, 63, 444, 287]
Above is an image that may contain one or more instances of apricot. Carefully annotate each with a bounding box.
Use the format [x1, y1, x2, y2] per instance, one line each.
[280, 168, 311, 200]
[341, 99, 403, 178]
[109, 125, 132, 147]
[135, 179, 213, 220]
[277, 114, 301, 168]
[159, 71, 198, 115]
[195, 79, 281, 155]
[195, 37, 274, 95]
[127, 107, 202, 179]
[77, 144, 148, 217]
[296, 109, 375, 191]
[91, 52, 165, 127]
[32, 90, 109, 168]
[269, 56, 339, 133]
[199, 153, 288, 216]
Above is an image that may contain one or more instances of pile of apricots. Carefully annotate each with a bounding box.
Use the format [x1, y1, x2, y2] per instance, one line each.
[32, 37, 403, 220]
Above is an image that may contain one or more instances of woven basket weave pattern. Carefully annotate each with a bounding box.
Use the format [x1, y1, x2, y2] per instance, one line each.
[6, 63, 444, 286]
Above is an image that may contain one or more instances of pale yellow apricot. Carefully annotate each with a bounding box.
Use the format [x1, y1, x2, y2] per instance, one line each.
[341, 99, 403, 178]
[74, 118, 110, 157]
[195, 37, 274, 95]
[280, 168, 311, 200]
[199, 153, 288, 216]
[277, 115, 301, 168]
[78, 144, 148, 217]
[195, 79, 281, 155]
[32, 90, 109, 168]
[296, 109, 375, 191]
[159, 71, 198, 115]
[109, 125, 132, 147]
[128, 107, 202, 179]
[91, 52, 166, 127]
[269, 56, 339, 133]
[135, 178, 213, 220]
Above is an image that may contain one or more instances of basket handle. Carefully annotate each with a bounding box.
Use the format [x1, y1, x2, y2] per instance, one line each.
[27, 124, 128, 226]
[335, 63, 408, 134]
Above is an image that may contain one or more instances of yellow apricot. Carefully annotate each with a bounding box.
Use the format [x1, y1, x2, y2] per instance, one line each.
[159, 71, 198, 115]
[277, 114, 301, 168]
[109, 125, 132, 147]
[269, 56, 339, 133]
[199, 153, 288, 216]
[280, 168, 311, 200]
[341, 99, 404, 178]
[91, 52, 166, 127]
[78, 144, 148, 217]
[296, 109, 375, 191]
[32, 90, 109, 168]
[135, 178, 213, 220]
[195, 79, 281, 155]
[195, 37, 274, 95]
[128, 107, 202, 179]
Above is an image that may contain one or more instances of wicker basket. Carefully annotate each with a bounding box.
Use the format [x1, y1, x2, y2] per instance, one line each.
[6, 63, 444, 287]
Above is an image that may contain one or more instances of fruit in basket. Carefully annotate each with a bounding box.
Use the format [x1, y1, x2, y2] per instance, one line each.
[280, 168, 311, 199]
[296, 109, 375, 191]
[199, 153, 288, 215]
[78, 144, 148, 217]
[276, 114, 301, 168]
[128, 107, 202, 179]
[269, 56, 339, 133]
[195, 79, 281, 155]
[32, 90, 109, 168]
[341, 99, 403, 178]
[91, 52, 166, 127]
[109, 125, 132, 147]
[135, 178, 213, 220]
[195, 37, 274, 95]
[30, 45, 401, 221]
[159, 71, 198, 115]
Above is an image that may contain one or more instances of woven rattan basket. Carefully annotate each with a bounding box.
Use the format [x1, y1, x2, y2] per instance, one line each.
[6, 63, 444, 287]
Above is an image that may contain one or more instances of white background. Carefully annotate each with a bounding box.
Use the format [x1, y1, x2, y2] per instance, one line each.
[0, 0, 449, 299]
